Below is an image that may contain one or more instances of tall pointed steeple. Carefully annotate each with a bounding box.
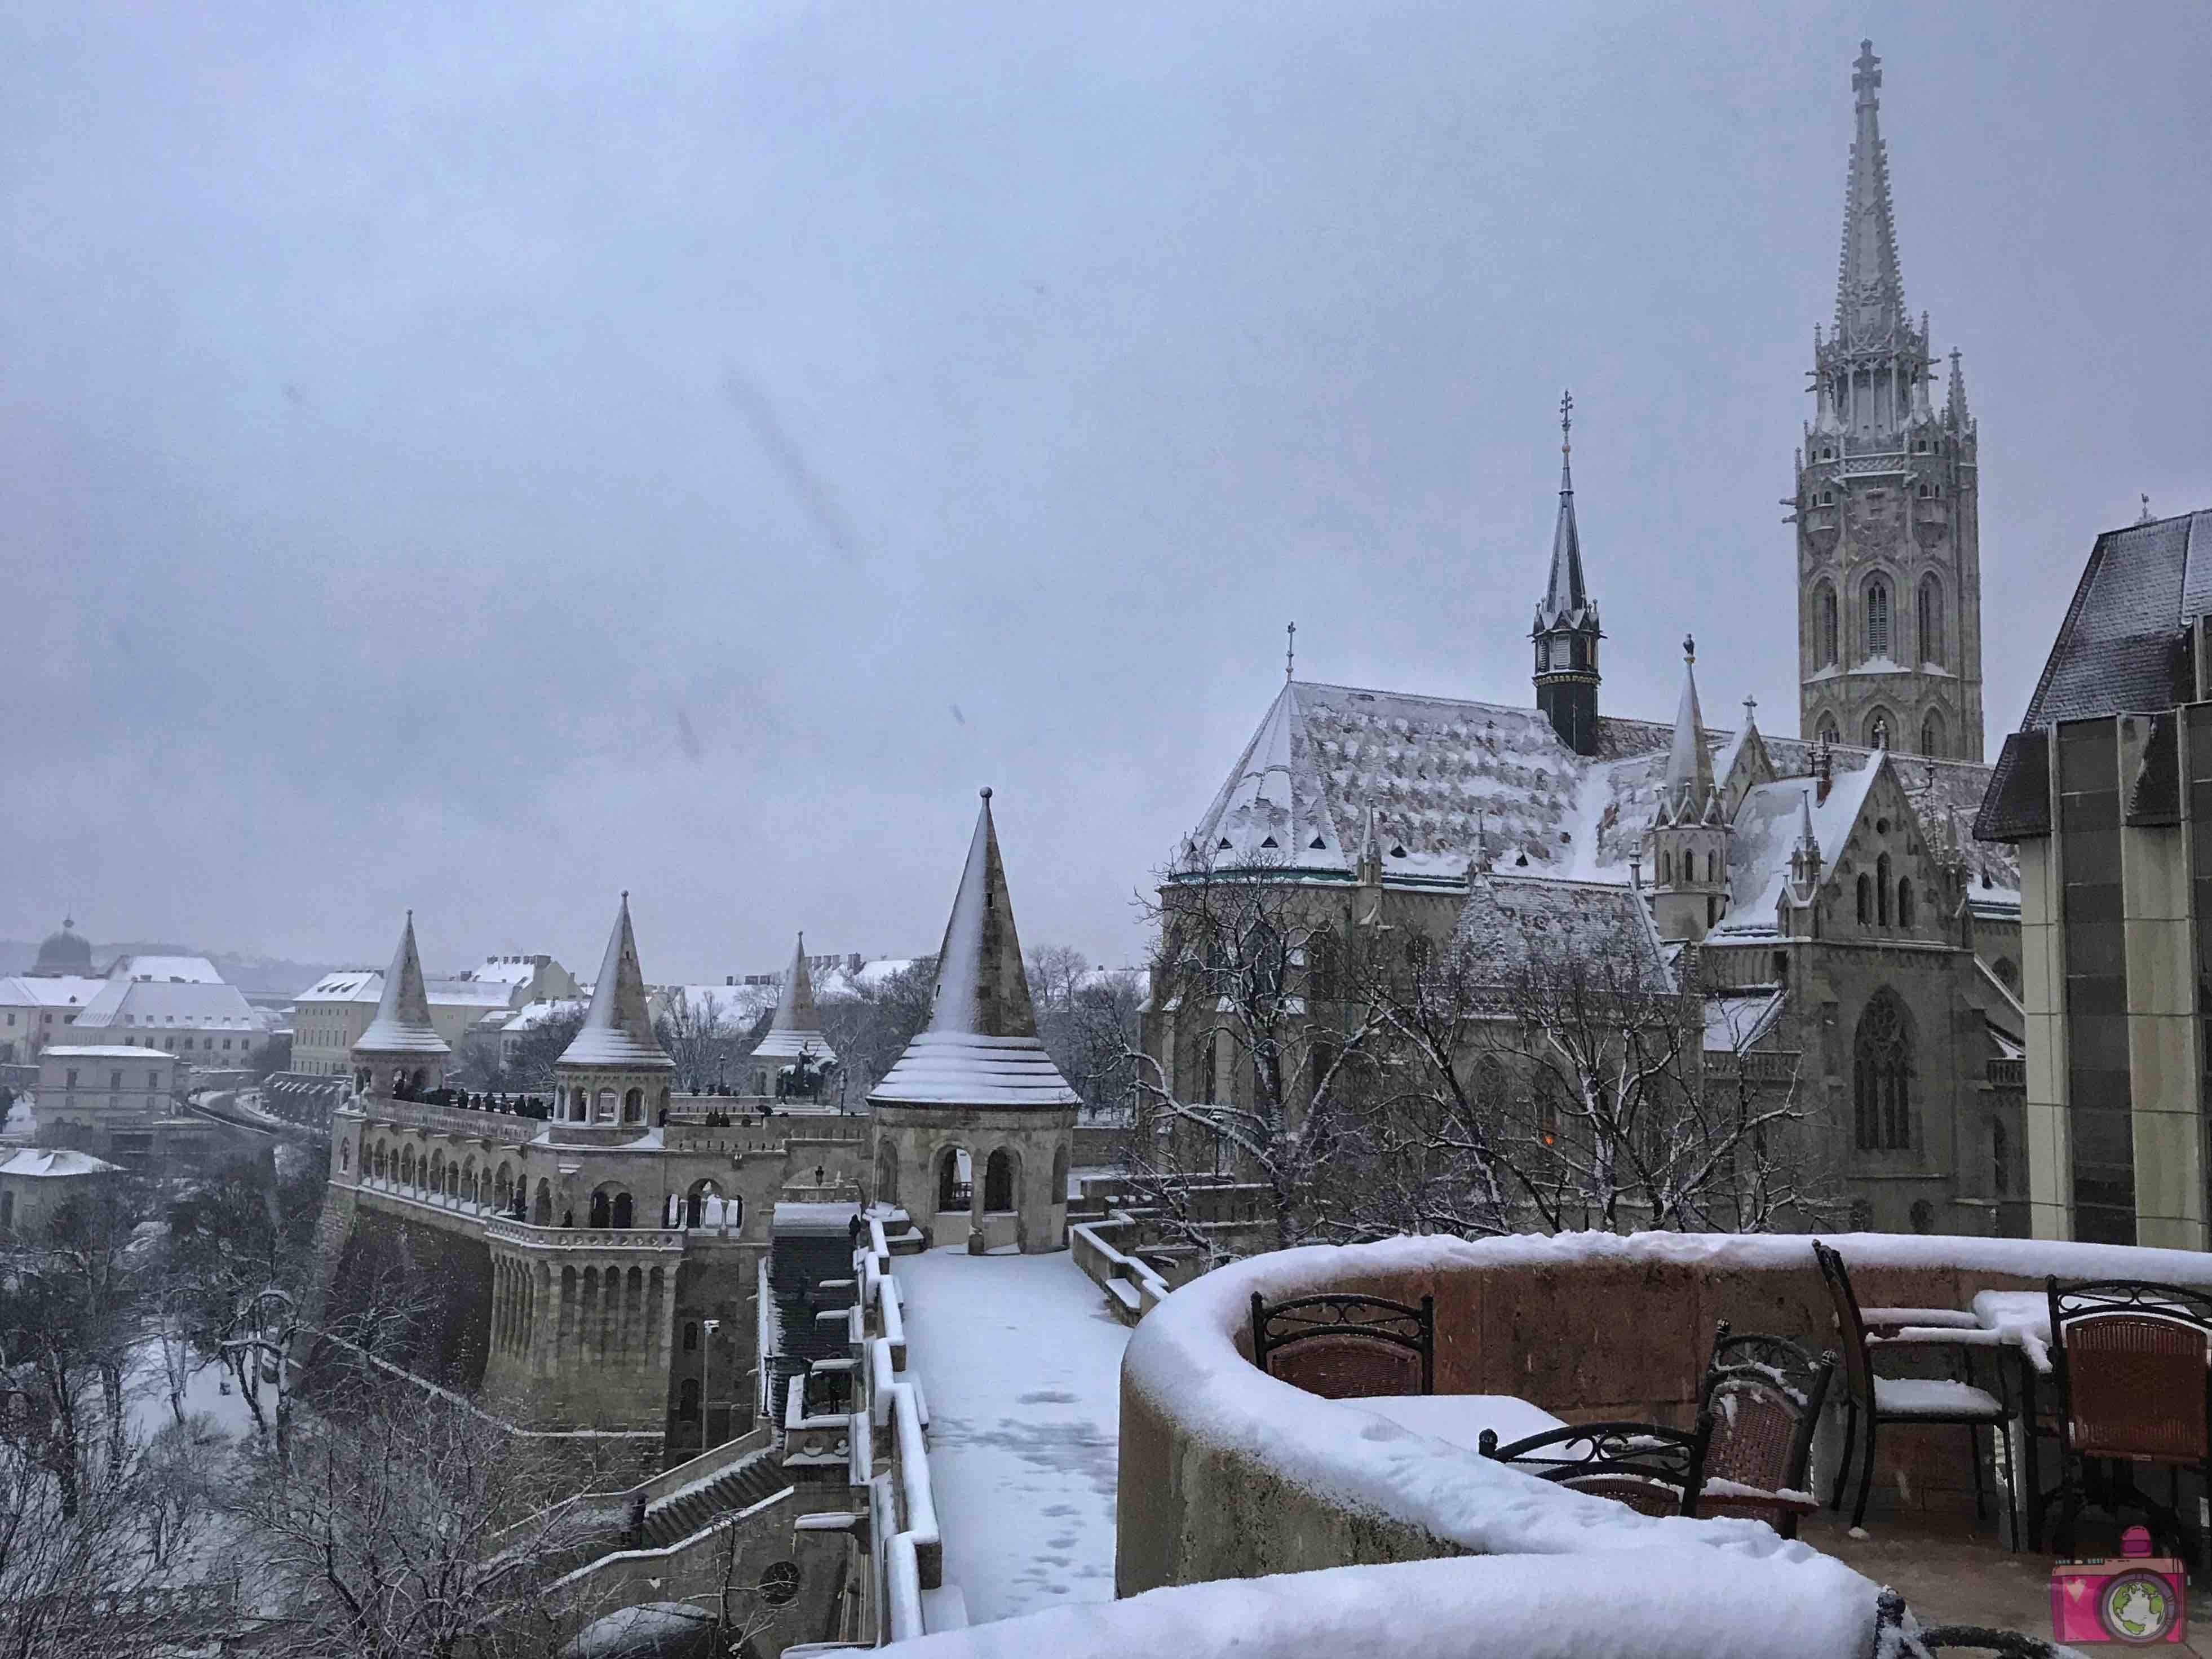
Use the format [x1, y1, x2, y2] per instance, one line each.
[353, 912, 449, 1058]
[1532, 390, 1603, 755]
[559, 893, 670, 1068]
[869, 790, 1078, 1108]
[1945, 346, 1971, 432]
[1797, 39, 1987, 764]
[1663, 636, 1715, 808]
[1834, 39, 1907, 353]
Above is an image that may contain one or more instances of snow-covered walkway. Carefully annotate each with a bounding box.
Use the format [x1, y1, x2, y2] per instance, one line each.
[894, 1245, 1130, 1625]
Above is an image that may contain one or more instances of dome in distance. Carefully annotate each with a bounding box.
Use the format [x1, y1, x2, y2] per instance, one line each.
[34, 918, 93, 975]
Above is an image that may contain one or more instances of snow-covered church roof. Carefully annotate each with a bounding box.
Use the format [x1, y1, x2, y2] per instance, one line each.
[1454, 874, 1673, 992]
[558, 895, 673, 1071]
[870, 791, 1080, 1111]
[751, 933, 837, 1065]
[1185, 678, 2018, 898]
[352, 914, 450, 1059]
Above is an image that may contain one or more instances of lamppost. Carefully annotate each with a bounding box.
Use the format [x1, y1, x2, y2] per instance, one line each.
[700, 1316, 721, 1452]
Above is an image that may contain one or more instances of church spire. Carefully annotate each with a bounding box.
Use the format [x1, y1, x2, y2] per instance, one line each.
[1945, 346, 1971, 431]
[1834, 39, 1907, 353]
[1663, 635, 1715, 809]
[1532, 390, 1602, 756]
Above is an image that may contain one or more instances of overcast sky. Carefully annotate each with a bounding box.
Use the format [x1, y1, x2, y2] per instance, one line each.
[5, 2, 2206, 981]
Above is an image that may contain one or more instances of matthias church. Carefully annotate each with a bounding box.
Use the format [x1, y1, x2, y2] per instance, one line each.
[1147, 41, 2026, 1236]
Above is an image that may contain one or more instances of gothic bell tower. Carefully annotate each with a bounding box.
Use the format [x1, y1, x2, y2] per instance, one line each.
[1533, 391, 1603, 756]
[1793, 40, 1984, 762]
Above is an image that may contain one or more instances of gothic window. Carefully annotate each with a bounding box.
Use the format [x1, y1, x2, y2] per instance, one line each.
[1209, 1029, 1232, 1104]
[1856, 874, 1872, 924]
[1865, 710, 1892, 749]
[1865, 579, 1891, 659]
[1917, 576, 1945, 666]
[1897, 879, 1915, 928]
[1306, 934, 1339, 999]
[1853, 992, 1914, 1152]
[1817, 584, 1839, 667]
[1706, 851, 1718, 883]
[1876, 854, 1893, 926]
[1817, 713, 1839, 746]
[1993, 1120, 2010, 1196]
[1658, 851, 1671, 885]
[1921, 710, 1944, 758]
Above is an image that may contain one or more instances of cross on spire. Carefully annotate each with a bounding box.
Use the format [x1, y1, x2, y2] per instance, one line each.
[1852, 39, 1882, 104]
[1285, 621, 1296, 682]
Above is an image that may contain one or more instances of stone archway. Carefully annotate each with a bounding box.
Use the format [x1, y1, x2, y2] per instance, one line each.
[983, 1148, 1016, 1213]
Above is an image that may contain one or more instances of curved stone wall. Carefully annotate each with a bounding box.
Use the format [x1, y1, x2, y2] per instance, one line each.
[1118, 1230, 2212, 1598]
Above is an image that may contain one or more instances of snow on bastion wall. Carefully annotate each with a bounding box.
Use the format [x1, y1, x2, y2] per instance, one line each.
[873, 1229, 2212, 1658]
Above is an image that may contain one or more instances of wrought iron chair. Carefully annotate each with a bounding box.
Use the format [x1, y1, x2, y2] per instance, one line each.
[1872, 1588, 2074, 1657]
[1695, 1320, 1837, 1539]
[1247, 1291, 1434, 1399]
[1477, 1412, 1717, 1518]
[2044, 1276, 2212, 1571]
[1813, 1240, 2016, 1539]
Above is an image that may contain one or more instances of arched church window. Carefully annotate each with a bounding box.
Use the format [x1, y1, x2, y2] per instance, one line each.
[1818, 585, 1839, 667]
[1865, 711, 1891, 750]
[1918, 577, 1945, 666]
[1921, 710, 1944, 758]
[1817, 713, 1839, 747]
[1897, 879, 1915, 928]
[1865, 580, 1891, 659]
[1853, 992, 1914, 1151]
[1876, 854, 1892, 926]
[1856, 874, 1872, 924]
[1658, 851, 1671, 886]
[1706, 851, 1719, 884]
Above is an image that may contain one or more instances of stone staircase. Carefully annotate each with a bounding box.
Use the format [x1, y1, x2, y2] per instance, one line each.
[634, 1443, 791, 1550]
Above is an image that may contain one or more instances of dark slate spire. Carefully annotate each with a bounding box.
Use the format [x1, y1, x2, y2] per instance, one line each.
[1532, 390, 1602, 756]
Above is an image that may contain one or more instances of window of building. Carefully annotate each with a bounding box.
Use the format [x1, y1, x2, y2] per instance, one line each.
[1818, 584, 1838, 667]
[1918, 577, 1945, 666]
[1897, 879, 1915, 928]
[684, 1322, 698, 1352]
[1993, 1120, 2011, 1196]
[1876, 854, 1893, 925]
[1921, 710, 1944, 758]
[1865, 579, 1891, 658]
[1856, 874, 1871, 924]
[1852, 992, 1914, 1151]
[1817, 713, 1839, 746]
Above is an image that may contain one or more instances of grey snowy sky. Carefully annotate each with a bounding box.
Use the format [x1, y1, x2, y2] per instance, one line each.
[5, 2, 2207, 981]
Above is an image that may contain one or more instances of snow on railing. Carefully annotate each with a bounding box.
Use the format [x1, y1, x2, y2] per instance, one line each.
[1070, 1213, 1173, 1317]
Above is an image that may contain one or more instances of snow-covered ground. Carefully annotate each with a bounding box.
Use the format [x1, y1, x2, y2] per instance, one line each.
[893, 1245, 1131, 1624]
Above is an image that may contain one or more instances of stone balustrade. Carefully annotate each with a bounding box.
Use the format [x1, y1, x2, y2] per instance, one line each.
[483, 1215, 687, 1253]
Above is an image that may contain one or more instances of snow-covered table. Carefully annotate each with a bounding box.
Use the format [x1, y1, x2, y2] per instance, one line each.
[1352, 1393, 1567, 1453]
[1971, 1290, 2052, 1373]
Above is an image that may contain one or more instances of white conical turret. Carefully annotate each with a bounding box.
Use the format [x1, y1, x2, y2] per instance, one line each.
[751, 932, 838, 1068]
[353, 912, 449, 1059]
[559, 894, 671, 1070]
[869, 790, 1078, 1108]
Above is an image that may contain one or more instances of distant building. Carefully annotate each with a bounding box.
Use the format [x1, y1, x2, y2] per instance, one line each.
[0, 974, 109, 1064]
[32, 1045, 218, 1169]
[25, 918, 94, 977]
[0, 1146, 122, 1237]
[102, 955, 223, 985]
[69, 975, 267, 1068]
[291, 968, 523, 1077]
[1976, 507, 2212, 1248]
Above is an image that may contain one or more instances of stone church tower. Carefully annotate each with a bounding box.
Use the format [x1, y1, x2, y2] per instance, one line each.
[1794, 40, 1984, 762]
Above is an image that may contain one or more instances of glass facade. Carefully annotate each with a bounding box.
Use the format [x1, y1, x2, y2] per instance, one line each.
[2057, 719, 2133, 1244]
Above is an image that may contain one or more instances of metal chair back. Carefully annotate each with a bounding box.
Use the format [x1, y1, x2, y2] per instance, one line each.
[1248, 1291, 1434, 1399]
[1697, 1320, 1836, 1533]
[1811, 1240, 1877, 1406]
[1478, 1413, 1717, 1518]
[2046, 1277, 2212, 1465]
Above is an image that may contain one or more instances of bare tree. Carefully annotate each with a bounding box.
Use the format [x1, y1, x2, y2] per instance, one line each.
[654, 989, 736, 1094]
[233, 1361, 617, 1659]
[497, 1007, 587, 1093]
[1367, 928, 1836, 1237]
[1121, 863, 1392, 1262]
[816, 956, 937, 1111]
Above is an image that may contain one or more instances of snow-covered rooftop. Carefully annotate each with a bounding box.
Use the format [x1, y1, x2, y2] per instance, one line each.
[0, 1146, 123, 1179]
[39, 1045, 172, 1061]
[0, 974, 112, 1008]
[72, 977, 262, 1033]
[1186, 679, 2019, 896]
[105, 954, 223, 984]
[1453, 874, 1671, 990]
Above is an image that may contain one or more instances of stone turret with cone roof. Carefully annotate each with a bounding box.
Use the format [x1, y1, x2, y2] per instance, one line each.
[1644, 638, 1731, 943]
[868, 789, 1077, 1255]
[552, 893, 673, 1134]
[351, 912, 450, 1098]
[746, 933, 838, 1099]
[1532, 390, 1603, 755]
